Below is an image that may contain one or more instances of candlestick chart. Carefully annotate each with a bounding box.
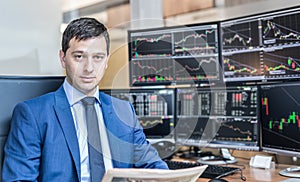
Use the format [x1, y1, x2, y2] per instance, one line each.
[223, 51, 262, 81]
[263, 47, 300, 79]
[260, 84, 300, 150]
[130, 58, 174, 85]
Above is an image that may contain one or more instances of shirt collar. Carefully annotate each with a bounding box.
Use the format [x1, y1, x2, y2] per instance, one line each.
[63, 79, 100, 106]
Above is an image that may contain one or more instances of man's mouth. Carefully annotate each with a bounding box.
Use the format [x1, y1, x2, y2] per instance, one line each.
[81, 76, 95, 82]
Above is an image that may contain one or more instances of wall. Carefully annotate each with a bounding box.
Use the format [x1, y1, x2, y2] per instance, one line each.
[0, 1, 63, 76]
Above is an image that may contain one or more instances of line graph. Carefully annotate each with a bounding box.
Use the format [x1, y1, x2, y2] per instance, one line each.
[216, 118, 256, 141]
[131, 33, 172, 58]
[174, 29, 218, 56]
[224, 34, 252, 46]
[262, 12, 300, 46]
[222, 20, 260, 51]
[132, 60, 174, 73]
[174, 56, 219, 82]
[140, 119, 164, 128]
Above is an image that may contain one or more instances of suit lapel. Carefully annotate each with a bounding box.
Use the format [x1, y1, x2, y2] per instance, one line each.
[54, 86, 81, 179]
[99, 92, 121, 167]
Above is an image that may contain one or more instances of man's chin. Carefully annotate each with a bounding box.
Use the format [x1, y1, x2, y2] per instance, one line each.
[77, 84, 97, 95]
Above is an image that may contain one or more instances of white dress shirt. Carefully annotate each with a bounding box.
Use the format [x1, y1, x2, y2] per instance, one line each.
[63, 79, 113, 182]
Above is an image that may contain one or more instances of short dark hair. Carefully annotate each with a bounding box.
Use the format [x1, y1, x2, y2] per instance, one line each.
[61, 17, 110, 55]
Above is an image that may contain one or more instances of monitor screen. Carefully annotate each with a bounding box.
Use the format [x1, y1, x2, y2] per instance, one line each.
[260, 82, 300, 157]
[100, 88, 175, 140]
[175, 85, 259, 151]
[128, 22, 221, 86]
[221, 6, 300, 83]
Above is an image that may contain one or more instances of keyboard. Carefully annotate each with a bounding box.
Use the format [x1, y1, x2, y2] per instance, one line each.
[164, 159, 240, 179]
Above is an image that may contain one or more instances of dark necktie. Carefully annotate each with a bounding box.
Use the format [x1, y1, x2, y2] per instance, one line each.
[82, 97, 105, 182]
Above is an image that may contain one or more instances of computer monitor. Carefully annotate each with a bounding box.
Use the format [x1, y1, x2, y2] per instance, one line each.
[0, 76, 64, 179]
[221, 6, 300, 83]
[175, 85, 259, 163]
[100, 88, 175, 141]
[260, 81, 300, 177]
[128, 22, 221, 86]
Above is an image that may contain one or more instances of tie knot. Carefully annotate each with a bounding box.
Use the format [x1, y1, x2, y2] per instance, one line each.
[82, 97, 96, 106]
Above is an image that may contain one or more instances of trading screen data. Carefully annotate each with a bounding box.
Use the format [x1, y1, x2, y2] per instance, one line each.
[128, 23, 220, 86]
[100, 89, 175, 139]
[260, 82, 300, 156]
[175, 86, 259, 150]
[221, 7, 300, 83]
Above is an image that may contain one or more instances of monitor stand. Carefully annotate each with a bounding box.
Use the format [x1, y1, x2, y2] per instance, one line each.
[179, 146, 214, 159]
[279, 167, 300, 178]
[278, 157, 300, 178]
[197, 148, 237, 165]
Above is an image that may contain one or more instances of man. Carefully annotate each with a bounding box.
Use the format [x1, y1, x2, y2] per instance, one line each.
[2, 17, 168, 182]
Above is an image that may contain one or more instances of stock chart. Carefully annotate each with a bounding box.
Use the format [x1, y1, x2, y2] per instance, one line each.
[129, 24, 220, 86]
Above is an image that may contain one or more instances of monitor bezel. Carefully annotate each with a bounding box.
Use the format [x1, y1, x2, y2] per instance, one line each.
[174, 84, 260, 151]
[259, 81, 300, 158]
[99, 87, 176, 140]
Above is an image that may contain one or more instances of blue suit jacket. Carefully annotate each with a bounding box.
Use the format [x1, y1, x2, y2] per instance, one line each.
[2, 86, 168, 181]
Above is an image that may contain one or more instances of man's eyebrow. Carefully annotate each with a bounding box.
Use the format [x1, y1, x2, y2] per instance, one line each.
[95, 52, 106, 55]
[70, 50, 107, 56]
[71, 50, 84, 54]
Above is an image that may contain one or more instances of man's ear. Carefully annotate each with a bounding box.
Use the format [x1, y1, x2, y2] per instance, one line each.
[59, 50, 66, 68]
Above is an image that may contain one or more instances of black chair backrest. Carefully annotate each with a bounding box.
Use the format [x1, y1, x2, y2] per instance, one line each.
[0, 76, 64, 181]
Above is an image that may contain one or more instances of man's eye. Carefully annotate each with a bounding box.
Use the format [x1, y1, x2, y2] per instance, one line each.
[94, 55, 105, 61]
[73, 54, 85, 61]
[75, 55, 82, 59]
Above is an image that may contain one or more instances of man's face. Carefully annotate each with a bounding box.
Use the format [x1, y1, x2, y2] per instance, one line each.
[60, 36, 109, 96]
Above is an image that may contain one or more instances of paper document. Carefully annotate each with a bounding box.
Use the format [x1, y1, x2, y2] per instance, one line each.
[102, 165, 208, 182]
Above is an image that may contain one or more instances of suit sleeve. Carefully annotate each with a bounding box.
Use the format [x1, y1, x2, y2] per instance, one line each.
[2, 102, 41, 181]
[128, 103, 169, 169]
